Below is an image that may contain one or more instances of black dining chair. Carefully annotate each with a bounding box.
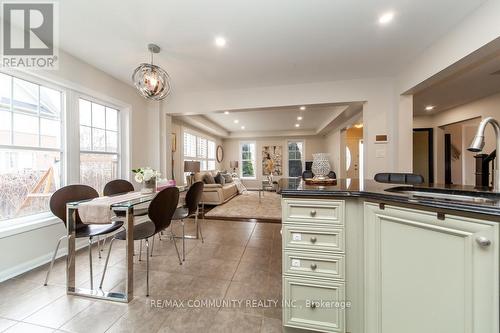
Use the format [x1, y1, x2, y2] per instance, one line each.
[103, 179, 150, 258]
[172, 181, 205, 261]
[99, 186, 182, 297]
[44, 185, 124, 289]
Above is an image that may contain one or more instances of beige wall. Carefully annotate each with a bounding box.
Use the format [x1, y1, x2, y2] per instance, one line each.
[221, 136, 325, 187]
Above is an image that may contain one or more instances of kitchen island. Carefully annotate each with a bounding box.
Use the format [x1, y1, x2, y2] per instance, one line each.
[279, 178, 499, 333]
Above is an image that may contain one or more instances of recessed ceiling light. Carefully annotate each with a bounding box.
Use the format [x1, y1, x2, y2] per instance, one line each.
[215, 36, 227, 47]
[297, 116, 303, 121]
[295, 124, 300, 128]
[378, 11, 395, 25]
[299, 106, 306, 111]
[224, 111, 230, 115]
[234, 119, 239, 124]
[425, 105, 435, 111]
[354, 123, 364, 129]
[241, 126, 245, 130]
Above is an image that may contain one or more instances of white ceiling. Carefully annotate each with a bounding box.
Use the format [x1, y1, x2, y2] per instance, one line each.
[55, 0, 486, 93]
[414, 43, 500, 115]
[174, 103, 363, 138]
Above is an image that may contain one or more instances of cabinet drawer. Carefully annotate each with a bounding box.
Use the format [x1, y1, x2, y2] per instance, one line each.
[284, 251, 345, 280]
[283, 276, 346, 332]
[283, 225, 345, 253]
[284, 199, 344, 225]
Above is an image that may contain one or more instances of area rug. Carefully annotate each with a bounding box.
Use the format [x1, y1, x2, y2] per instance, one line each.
[205, 191, 281, 221]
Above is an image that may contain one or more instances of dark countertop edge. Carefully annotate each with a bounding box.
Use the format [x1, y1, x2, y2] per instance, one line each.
[281, 190, 500, 220]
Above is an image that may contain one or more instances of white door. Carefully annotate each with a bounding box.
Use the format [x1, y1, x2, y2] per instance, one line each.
[364, 203, 499, 333]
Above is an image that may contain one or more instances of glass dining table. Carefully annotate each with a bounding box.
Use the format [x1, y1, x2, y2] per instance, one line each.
[66, 193, 156, 303]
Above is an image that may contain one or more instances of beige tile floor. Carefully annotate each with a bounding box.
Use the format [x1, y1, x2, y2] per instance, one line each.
[0, 219, 283, 333]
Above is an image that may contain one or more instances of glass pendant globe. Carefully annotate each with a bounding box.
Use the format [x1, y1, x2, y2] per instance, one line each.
[132, 63, 171, 101]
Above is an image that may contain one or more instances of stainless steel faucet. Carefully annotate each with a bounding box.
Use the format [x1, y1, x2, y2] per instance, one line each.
[467, 116, 500, 191]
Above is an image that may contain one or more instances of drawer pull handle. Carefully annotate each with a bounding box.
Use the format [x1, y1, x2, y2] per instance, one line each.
[310, 210, 317, 217]
[310, 263, 317, 270]
[476, 236, 491, 247]
[310, 237, 317, 244]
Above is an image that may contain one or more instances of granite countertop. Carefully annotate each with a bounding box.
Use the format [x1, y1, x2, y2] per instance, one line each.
[279, 178, 500, 217]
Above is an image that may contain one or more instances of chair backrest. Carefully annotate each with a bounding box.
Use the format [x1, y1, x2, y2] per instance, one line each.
[103, 179, 134, 196]
[185, 181, 204, 216]
[374, 173, 424, 184]
[148, 187, 180, 233]
[49, 185, 99, 227]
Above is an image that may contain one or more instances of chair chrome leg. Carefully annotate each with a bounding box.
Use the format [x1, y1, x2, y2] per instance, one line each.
[170, 230, 182, 265]
[139, 239, 143, 261]
[198, 215, 204, 243]
[101, 237, 106, 252]
[181, 220, 185, 261]
[97, 236, 102, 259]
[44, 235, 66, 286]
[88, 237, 94, 290]
[99, 237, 115, 289]
[145, 238, 150, 297]
[150, 236, 155, 257]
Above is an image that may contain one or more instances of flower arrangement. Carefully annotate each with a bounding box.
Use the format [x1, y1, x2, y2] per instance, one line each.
[132, 167, 161, 183]
[132, 167, 160, 193]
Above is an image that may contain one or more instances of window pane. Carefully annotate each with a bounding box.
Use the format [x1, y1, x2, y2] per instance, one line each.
[91, 103, 105, 129]
[80, 153, 118, 195]
[40, 118, 60, 148]
[80, 126, 91, 150]
[13, 113, 39, 146]
[208, 141, 215, 159]
[106, 130, 118, 152]
[0, 111, 11, 144]
[208, 160, 215, 171]
[106, 107, 118, 131]
[79, 99, 91, 126]
[200, 160, 207, 171]
[183, 132, 196, 157]
[13, 78, 38, 114]
[197, 137, 207, 158]
[242, 160, 255, 177]
[0, 73, 11, 112]
[92, 128, 105, 151]
[40, 86, 61, 118]
[0, 149, 61, 220]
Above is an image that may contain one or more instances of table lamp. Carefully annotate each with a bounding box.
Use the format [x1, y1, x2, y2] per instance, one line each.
[230, 161, 239, 174]
[184, 160, 200, 186]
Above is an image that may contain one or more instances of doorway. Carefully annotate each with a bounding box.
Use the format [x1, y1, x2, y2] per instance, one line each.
[342, 125, 363, 179]
[413, 128, 434, 183]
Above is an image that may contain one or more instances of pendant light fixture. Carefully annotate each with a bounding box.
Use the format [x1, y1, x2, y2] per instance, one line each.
[132, 43, 172, 101]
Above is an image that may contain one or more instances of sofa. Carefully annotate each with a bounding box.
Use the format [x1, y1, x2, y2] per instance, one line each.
[193, 171, 238, 205]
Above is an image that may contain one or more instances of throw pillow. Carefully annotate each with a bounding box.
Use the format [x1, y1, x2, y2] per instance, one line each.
[222, 174, 233, 183]
[202, 173, 216, 184]
[214, 172, 226, 185]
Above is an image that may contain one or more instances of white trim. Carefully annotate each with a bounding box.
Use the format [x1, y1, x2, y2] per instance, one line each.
[0, 213, 58, 239]
[0, 237, 88, 283]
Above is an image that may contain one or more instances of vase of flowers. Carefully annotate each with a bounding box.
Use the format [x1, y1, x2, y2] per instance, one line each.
[132, 167, 161, 194]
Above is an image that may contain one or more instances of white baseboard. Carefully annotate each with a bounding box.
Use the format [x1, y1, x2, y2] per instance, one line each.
[0, 238, 88, 283]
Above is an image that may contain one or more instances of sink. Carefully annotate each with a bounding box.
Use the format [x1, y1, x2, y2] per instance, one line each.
[385, 186, 500, 204]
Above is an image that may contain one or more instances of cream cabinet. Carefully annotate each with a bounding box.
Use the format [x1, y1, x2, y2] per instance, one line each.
[364, 202, 499, 333]
[282, 198, 346, 333]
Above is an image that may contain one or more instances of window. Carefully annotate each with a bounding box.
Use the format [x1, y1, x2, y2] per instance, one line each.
[240, 142, 256, 178]
[288, 141, 304, 177]
[0, 73, 63, 221]
[183, 131, 217, 180]
[79, 99, 119, 194]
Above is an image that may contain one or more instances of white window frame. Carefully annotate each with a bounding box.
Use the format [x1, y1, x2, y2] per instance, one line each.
[78, 96, 122, 193]
[182, 129, 217, 177]
[287, 139, 305, 177]
[0, 70, 131, 236]
[239, 141, 256, 179]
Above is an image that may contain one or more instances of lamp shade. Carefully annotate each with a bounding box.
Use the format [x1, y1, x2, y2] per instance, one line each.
[184, 161, 200, 173]
[230, 161, 239, 168]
